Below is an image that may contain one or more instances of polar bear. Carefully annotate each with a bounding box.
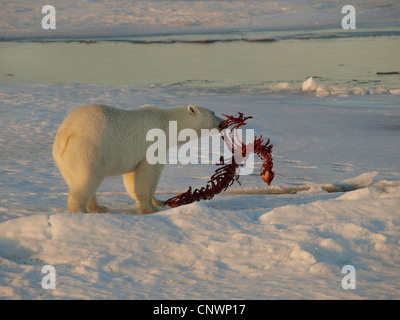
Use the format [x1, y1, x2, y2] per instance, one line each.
[53, 104, 223, 214]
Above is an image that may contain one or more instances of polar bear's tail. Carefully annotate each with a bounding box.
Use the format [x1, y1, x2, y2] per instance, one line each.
[54, 127, 75, 156]
[53, 127, 76, 187]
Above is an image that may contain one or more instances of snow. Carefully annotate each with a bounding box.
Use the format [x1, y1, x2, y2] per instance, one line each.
[1, 186, 399, 299]
[1, 0, 400, 39]
[302, 77, 318, 92]
[269, 82, 293, 92]
[1, 83, 399, 299]
[0, 0, 400, 38]
[1, 0, 400, 301]
[300, 77, 398, 98]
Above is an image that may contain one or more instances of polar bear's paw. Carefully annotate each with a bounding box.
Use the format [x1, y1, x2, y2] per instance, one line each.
[152, 197, 166, 207]
[87, 205, 110, 214]
[95, 205, 110, 213]
[138, 205, 158, 215]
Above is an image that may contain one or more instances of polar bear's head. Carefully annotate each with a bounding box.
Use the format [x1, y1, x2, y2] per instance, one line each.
[180, 105, 224, 134]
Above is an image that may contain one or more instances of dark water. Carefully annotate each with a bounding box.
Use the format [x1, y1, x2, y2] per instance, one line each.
[1, 29, 400, 90]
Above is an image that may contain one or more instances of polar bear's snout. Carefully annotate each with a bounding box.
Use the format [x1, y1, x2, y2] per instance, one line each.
[212, 114, 224, 132]
[218, 119, 225, 131]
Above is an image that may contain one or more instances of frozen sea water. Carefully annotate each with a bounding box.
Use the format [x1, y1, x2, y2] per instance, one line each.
[1, 0, 400, 300]
[1, 83, 400, 299]
[1, 32, 400, 92]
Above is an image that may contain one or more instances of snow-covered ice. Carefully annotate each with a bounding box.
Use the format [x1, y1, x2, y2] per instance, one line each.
[302, 77, 318, 92]
[1, 187, 400, 299]
[1, 83, 399, 299]
[301, 77, 400, 98]
[1, 0, 400, 301]
[1, 0, 400, 39]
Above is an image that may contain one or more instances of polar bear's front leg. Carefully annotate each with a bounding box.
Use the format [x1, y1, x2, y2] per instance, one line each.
[123, 161, 164, 215]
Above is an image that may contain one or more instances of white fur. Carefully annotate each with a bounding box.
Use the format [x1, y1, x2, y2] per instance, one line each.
[53, 104, 223, 214]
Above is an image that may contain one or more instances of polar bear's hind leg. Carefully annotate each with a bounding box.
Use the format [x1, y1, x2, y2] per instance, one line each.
[67, 169, 105, 213]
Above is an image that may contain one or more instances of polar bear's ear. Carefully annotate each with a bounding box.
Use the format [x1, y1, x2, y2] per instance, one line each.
[187, 105, 200, 115]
